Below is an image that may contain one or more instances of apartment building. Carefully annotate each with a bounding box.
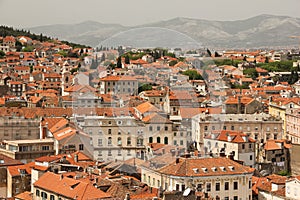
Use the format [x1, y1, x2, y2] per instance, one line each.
[198, 113, 283, 146]
[0, 116, 40, 141]
[141, 156, 254, 200]
[99, 75, 138, 95]
[0, 139, 55, 163]
[286, 108, 300, 144]
[203, 130, 256, 167]
[73, 107, 183, 162]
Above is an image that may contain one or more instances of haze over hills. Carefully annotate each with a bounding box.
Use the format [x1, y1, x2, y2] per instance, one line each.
[28, 14, 300, 49]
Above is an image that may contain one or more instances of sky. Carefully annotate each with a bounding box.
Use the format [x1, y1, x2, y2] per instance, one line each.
[0, 0, 300, 28]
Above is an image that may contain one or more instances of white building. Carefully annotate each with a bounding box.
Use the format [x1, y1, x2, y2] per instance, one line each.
[141, 156, 254, 200]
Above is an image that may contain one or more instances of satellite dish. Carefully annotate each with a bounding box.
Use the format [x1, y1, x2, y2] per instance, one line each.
[183, 188, 191, 197]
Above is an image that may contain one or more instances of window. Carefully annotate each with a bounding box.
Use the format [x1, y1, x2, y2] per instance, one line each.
[118, 149, 122, 156]
[206, 183, 211, 192]
[224, 197, 229, 200]
[176, 184, 180, 191]
[98, 139, 103, 146]
[98, 150, 102, 156]
[50, 195, 55, 200]
[180, 140, 183, 145]
[41, 192, 47, 199]
[36, 189, 40, 197]
[108, 137, 112, 145]
[223, 126, 227, 130]
[108, 129, 112, 134]
[157, 180, 160, 187]
[242, 144, 245, 149]
[234, 181, 238, 190]
[249, 180, 252, 189]
[149, 126, 153, 131]
[117, 137, 122, 145]
[212, 126, 215, 130]
[224, 182, 229, 190]
[165, 126, 168, 131]
[204, 126, 208, 131]
[126, 137, 131, 145]
[127, 150, 131, 155]
[174, 132, 177, 136]
[164, 137, 168, 145]
[79, 144, 84, 150]
[181, 184, 185, 191]
[157, 126, 161, 131]
[249, 144, 252, 148]
[231, 125, 234, 130]
[108, 150, 112, 156]
[250, 155, 253, 160]
[149, 137, 153, 143]
[174, 140, 177, 145]
[157, 137, 161, 143]
[233, 196, 238, 200]
[215, 182, 220, 191]
[42, 146, 49, 151]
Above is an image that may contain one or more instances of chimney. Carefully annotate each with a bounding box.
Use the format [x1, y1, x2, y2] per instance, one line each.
[74, 154, 78, 163]
[162, 148, 165, 154]
[237, 96, 241, 114]
[176, 158, 180, 164]
[171, 149, 176, 157]
[41, 122, 48, 139]
[60, 174, 63, 180]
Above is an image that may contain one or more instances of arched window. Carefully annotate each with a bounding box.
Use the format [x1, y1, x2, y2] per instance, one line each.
[137, 136, 144, 146]
[149, 137, 153, 143]
[108, 137, 112, 145]
[157, 137, 161, 143]
[164, 137, 168, 144]
[117, 137, 122, 145]
[127, 137, 131, 145]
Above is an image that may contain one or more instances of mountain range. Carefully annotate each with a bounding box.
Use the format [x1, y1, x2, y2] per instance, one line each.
[28, 14, 300, 49]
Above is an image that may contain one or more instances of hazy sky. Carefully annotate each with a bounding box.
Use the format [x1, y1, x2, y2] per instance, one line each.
[0, 0, 300, 28]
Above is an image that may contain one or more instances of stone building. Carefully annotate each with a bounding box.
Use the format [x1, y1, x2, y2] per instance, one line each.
[0, 116, 40, 141]
[141, 156, 255, 200]
[198, 113, 283, 146]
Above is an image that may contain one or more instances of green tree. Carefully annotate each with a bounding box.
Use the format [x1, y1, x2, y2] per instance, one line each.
[206, 49, 212, 57]
[182, 70, 203, 80]
[15, 41, 23, 52]
[243, 68, 258, 79]
[138, 83, 152, 93]
[0, 50, 5, 58]
[57, 50, 68, 57]
[125, 55, 130, 64]
[169, 60, 178, 66]
[22, 46, 34, 52]
[116, 56, 122, 68]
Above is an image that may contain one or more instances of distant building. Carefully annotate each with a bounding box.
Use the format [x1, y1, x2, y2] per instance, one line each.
[99, 75, 138, 95]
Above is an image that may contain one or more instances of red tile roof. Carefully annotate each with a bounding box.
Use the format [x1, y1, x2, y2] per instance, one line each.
[33, 172, 111, 199]
[158, 157, 255, 177]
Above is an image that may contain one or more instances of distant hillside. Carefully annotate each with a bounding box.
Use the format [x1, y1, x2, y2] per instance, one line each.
[0, 25, 90, 48]
[28, 14, 300, 48]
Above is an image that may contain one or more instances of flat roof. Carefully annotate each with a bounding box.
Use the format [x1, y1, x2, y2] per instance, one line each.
[4, 138, 54, 145]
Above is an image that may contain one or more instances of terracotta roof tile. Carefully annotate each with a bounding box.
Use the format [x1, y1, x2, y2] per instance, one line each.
[33, 172, 111, 199]
[158, 157, 255, 177]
